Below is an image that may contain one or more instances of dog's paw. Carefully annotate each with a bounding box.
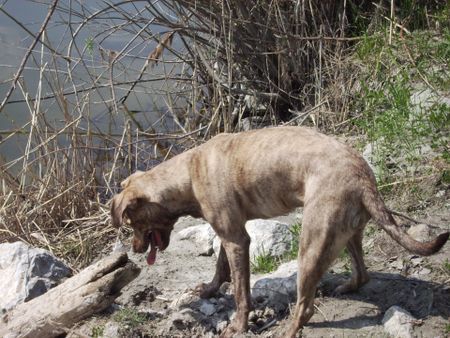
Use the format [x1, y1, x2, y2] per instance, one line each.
[194, 282, 218, 299]
[332, 275, 369, 296]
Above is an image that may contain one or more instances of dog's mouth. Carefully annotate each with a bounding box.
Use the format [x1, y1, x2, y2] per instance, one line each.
[147, 231, 162, 265]
[146, 229, 171, 265]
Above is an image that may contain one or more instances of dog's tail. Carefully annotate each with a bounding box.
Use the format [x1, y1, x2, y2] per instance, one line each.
[362, 188, 449, 256]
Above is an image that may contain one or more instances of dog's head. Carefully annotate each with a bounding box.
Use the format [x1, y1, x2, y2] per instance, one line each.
[111, 173, 176, 265]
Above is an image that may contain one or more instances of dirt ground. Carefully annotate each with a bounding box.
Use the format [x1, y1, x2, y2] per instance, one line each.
[72, 194, 450, 338]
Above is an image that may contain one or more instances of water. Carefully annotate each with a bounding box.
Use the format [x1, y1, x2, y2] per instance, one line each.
[0, 1, 181, 174]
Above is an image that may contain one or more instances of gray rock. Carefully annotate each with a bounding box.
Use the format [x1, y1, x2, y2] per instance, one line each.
[363, 142, 377, 172]
[382, 305, 415, 338]
[0, 241, 71, 311]
[199, 300, 217, 316]
[251, 260, 297, 308]
[103, 321, 121, 338]
[177, 223, 216, 256]
[410, 88, 450, 115]
[252, 275, 297, 308]
[112, 238, 127, 253]
[165, 308, 197, 332]
[214, 219, 293, 260]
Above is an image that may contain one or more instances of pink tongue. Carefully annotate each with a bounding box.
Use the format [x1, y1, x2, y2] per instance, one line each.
[146, 231, 162, 265]
[147, 245, 157, 265]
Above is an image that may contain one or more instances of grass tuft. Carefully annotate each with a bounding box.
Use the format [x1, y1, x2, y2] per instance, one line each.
[251, 222, 302, 274]
[113, 308, 148, 329]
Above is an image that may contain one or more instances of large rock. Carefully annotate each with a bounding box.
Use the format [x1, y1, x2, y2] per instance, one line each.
[178, 219, 294, 261]
[0, 241, 71, 311]
[177, 223, 216, 256]
[213, 219, 293, 260]
[382, 305, 416, 338]
[251, 260, 297, 309]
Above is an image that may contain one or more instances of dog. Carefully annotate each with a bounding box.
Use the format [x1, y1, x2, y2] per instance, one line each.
[111, 126, 448, 337]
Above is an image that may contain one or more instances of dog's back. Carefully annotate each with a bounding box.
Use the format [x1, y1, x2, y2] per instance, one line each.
[190, 127, 371, 220]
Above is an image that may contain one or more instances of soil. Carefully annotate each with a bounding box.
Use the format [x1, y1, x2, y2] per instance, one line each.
[71, 195, 450, 338]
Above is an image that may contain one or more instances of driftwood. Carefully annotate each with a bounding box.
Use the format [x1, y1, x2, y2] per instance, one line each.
[0, 252, 140, 338]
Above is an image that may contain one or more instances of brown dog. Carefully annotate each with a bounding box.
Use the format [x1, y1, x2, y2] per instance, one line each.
[111, 126, 448, 337]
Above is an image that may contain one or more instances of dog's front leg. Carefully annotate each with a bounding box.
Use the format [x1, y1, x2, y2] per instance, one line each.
[220, 233, 251, 337]
[195, 244, 231, 298]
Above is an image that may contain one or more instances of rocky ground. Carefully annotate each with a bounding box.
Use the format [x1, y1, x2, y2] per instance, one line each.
[70, 198, 450, 338]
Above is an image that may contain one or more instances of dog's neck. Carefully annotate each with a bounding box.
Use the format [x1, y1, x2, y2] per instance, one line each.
[145, 151, 202, 219]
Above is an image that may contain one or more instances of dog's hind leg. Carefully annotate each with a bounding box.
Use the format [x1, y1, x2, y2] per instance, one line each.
[286, 210, 350, 337]
[334, 229, 370, 295]
[195, 244, 231, 298]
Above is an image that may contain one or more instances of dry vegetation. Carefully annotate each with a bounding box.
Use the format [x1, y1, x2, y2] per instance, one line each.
[0, 0, 448, 268]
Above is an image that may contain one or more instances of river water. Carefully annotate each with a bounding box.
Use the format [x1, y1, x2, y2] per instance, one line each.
[0, 0, 180, 175]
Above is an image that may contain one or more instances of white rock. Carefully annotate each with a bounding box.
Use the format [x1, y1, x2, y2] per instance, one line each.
[112, 238, 127, 253]
[418, 267, 431, 275]
[0, 241, 71, 312]
[382, 306, 415, 338]
[216, 320, 228, 333]
[103, 321, 121, 338]
[169, 291, 198, 310]
[407, 224, 432, 243]
[410, 88, 450, 114]
[435, 190, 445, 198]
[269, 260, 298, 278]
[177, 223, 216, 256]
[213, 219, 293, 260]
[362, 142, 378, 173]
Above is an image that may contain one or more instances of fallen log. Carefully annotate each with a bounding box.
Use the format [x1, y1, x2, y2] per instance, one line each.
[0, 252, 140, 338]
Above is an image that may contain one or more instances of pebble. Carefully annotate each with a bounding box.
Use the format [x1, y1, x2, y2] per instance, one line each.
[199, 301, 217, 316]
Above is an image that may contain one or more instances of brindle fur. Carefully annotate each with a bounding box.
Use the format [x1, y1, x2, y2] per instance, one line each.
[111, 126, 449, 338]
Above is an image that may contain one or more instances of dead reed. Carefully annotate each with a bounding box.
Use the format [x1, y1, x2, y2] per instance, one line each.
[0, 0, 447, 267]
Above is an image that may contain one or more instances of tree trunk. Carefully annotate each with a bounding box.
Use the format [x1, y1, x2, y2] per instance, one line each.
[0, 252, 140, 338]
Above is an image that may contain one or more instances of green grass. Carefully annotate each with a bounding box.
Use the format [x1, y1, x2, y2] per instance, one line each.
[443, 259, 450, 275]
[113, 308, 148, 328]
[85, 36, 94, 55]
[445, 322, 450, 334]
[442, 170, 450, 184]
[251, 249, 277, 274]
[338, 248, 352, 273]
[251, 222, 301, 274]
[286, 222, 301, 260]
[353, 28, 450, 186]
[91, 325, 104, 338]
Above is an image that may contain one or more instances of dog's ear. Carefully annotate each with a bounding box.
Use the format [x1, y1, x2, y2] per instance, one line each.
[120, 170, 145, 189]
[111, 189, 141, 228]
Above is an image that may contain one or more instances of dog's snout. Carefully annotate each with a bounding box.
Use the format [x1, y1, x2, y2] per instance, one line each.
[132, 236, 146, 253]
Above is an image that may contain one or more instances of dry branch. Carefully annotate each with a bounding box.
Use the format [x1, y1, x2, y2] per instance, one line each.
[0, 252, 140, 338]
